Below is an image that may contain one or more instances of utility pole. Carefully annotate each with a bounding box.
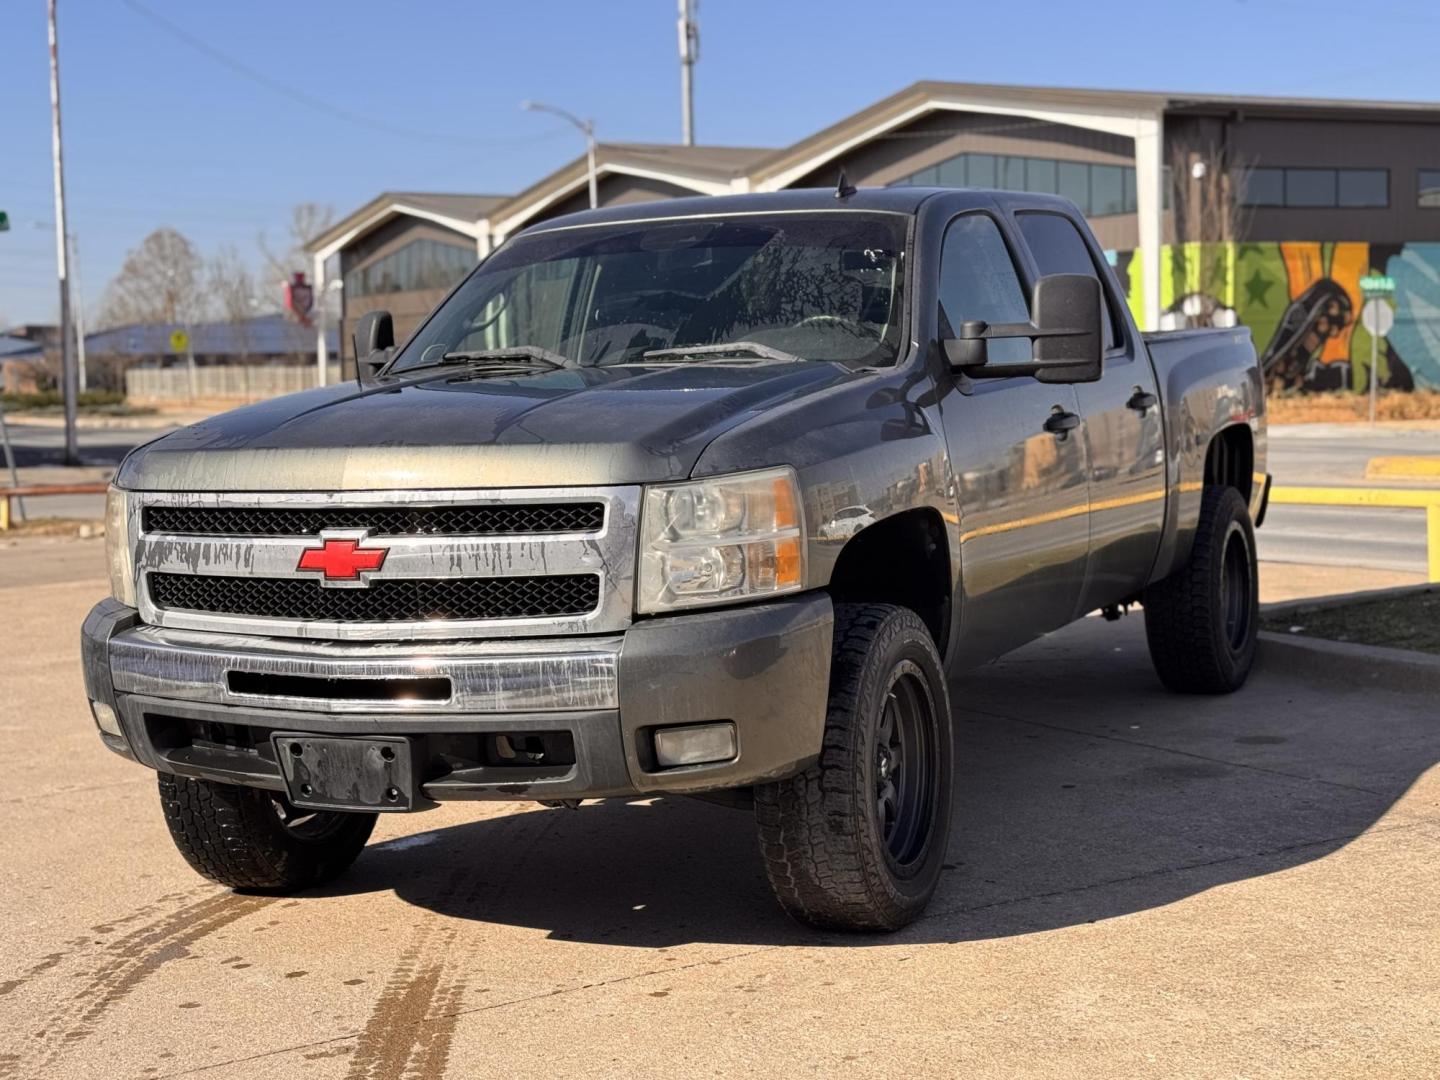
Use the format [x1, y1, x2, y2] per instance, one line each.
[678, 0, 698, 146]
[70, 232, 87, 393]
[47, 0, 79, 465]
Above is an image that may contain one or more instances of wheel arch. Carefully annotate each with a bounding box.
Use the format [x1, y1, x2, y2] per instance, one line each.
[823, 507, 952, 655]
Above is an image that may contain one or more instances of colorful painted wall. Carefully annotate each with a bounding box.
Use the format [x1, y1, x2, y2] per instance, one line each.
[1112, 242, 1440, 393]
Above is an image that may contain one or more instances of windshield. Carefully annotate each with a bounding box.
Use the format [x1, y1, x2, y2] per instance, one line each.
[389, 212, 909, 372]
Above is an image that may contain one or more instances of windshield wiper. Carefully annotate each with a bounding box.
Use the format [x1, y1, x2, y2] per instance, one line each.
[638, 341, 805, 365]
[395, 346, 570, 376]
[438, 346, 569, 368]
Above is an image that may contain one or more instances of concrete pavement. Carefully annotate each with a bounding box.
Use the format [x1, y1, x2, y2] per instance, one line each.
[1, 543, 1436, 1078]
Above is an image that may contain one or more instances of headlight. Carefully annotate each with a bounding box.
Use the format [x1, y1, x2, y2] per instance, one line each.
[105, 486, 137, 607]
[638, 467, 805, 613]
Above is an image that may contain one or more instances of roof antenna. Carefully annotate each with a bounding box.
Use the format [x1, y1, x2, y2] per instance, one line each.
[835, 168, 857, 199]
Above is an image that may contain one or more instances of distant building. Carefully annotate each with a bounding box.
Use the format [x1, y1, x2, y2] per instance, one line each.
[313, 81, 1440, 392]
[0, 326, 56, 394]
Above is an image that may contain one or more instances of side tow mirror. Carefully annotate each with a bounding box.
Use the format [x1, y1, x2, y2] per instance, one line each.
[943, 273, 1104, 383]
[352, 310, 395, 383]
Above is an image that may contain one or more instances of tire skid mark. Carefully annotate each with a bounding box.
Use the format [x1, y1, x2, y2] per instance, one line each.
[345, 809, 559, 1080]
[0, 950, 67, 997]
[25, 889, 272, 1073]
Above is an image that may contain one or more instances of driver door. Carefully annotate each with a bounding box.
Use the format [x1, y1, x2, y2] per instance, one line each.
[934, 211, 1091, 667]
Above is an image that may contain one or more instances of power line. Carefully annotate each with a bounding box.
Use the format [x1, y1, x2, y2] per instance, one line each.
[119, 0, 571, 150]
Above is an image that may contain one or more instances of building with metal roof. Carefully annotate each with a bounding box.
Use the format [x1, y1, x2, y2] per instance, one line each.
[312, 80, 1440, 391]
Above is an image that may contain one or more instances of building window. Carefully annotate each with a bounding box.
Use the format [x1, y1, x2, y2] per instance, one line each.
[1338, 169, 1388, 207]
[1420, 170, 1440, 208]
[890, 151, 1139, 218]
[343, 238, 476, 299]
[1238, 167, 1389, 208]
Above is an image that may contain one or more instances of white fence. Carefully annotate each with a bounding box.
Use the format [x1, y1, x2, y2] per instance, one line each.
[126, 363, 345, 401]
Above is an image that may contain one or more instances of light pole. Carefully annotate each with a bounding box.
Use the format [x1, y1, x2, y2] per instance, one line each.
[678, 0, 698, 146]
[522, 101, 597, 209]
[47, 0, 79, 465]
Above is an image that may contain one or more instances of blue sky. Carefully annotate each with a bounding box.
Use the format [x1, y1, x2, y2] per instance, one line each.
[2, 0, 1438, 326]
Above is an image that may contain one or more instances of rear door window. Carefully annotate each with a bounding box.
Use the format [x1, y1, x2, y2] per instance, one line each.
[1015, 211, 1123, 350]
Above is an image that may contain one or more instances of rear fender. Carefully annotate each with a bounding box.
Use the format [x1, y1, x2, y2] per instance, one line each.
[1145, 329, 1266, 583]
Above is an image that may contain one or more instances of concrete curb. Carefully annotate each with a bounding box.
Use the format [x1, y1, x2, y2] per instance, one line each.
[1259, 630, 1440, 693]
[1261, 582, 1439, 622]
[5, 412, 179, 431]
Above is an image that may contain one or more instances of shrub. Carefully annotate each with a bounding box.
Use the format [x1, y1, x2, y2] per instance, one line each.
[1, 389, 126, 409]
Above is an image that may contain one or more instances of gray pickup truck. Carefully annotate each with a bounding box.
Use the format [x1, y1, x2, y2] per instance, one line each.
[83, 186, 1267, 931]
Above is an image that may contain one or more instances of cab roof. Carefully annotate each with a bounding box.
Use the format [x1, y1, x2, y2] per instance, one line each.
[519, 185, 1086, 236]
[519, 186, 963, 234]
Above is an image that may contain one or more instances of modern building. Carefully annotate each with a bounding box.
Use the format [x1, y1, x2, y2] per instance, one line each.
[312, 81, 1440, 391]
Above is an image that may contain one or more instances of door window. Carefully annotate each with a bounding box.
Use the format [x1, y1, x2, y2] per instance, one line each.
[1015, 212, 1122, 349]
[937, 215, 1032, 365]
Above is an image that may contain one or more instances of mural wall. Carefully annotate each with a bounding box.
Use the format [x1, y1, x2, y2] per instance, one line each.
[1112, 242, 1440, 393]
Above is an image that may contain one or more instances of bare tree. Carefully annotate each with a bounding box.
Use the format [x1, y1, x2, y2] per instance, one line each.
[259, 202, 335, 282]
[207, 245, 263, 358]
[1165, 143, 1253, 328]
[99, 227, 207, 329]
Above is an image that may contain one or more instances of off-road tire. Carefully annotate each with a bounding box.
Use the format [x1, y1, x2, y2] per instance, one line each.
[158, 774, 376, 891]
[1143, 485, 1259, 694]
[754, 603, 953, 932]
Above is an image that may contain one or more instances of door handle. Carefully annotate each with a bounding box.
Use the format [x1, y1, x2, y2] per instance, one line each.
[1044, 409, 1081, 435]
[1127, 388, 1158, 412]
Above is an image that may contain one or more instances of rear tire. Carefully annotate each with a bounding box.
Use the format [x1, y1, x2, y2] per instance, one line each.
[1143, 486, 1259, 694]
[754, 604, 953, 932]
[158, 774, 376, 891]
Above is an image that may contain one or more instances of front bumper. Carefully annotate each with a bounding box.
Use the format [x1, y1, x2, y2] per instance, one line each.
[81, 594, 833, 805]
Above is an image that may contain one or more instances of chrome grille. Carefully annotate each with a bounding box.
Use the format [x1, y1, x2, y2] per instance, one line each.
[143, 502, 604, 537]
[149, 572, 600, 623]
[130, 487, 640, 641]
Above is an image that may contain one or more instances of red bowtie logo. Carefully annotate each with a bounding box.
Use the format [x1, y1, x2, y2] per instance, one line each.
[296, 538, 388, 580]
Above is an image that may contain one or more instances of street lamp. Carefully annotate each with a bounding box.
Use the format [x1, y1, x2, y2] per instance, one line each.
[521, 100, 598, 209]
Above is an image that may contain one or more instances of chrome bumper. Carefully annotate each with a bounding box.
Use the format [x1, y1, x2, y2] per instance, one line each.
[81, 595, 834, 803]
[108, 623, 621, 715]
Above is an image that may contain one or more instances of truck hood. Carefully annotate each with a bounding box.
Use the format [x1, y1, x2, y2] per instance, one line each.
[116, 362, 855, 491]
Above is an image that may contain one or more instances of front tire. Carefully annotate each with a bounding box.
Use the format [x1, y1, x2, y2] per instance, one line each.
[754, 604, 953, 932]
[1143, 486, 1259, 694]
[158, 774, 376, 891]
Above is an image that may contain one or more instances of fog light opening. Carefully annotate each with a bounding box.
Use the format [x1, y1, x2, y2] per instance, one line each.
[652, 722, 737, 769]
[90, 700, 124, 739]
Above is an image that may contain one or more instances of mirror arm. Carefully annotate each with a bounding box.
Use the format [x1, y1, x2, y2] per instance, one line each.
[971, 321, 1092, 341]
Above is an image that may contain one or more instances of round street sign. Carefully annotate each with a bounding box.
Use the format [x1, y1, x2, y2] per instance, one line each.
[1361, 298, 1394, 338]
[169, 329, 190, 354]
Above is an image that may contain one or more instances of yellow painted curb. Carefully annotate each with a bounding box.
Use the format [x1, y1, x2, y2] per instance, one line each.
[1365, 456, 1440, 480]
[1269, 486, 1440, 508]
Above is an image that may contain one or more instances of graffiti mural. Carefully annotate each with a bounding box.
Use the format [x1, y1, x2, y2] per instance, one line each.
[1112, 241, 1440, 393]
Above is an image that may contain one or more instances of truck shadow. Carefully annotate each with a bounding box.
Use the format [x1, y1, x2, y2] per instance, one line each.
[323, 623, 1439, 948]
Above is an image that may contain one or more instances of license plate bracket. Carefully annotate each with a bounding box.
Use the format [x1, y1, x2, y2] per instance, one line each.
[272, 734, 420, 812]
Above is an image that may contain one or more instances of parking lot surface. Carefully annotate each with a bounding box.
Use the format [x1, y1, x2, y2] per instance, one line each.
[2, 545, 1437, 1079]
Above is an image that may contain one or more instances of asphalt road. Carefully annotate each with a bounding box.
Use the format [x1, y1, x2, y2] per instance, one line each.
[1, 419, 180, 520]
[1, 419, 179, 469]
[1267, 421, 1440, 486]
[1260, 423, 1440, 575]
[2, 545, 1438, 1078]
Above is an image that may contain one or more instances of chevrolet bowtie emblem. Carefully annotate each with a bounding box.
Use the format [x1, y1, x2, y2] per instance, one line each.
[296, 537, 388, 582]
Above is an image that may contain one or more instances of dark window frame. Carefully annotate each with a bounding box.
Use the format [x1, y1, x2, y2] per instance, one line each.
[936, 209, 1034, 362]
[1238, 166, 1391, 209]
[1419, 168, 1440, 209]
[892, 152, 1138, 219]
